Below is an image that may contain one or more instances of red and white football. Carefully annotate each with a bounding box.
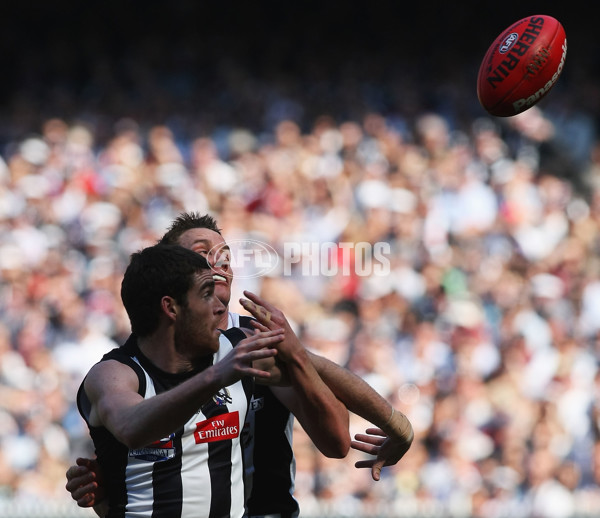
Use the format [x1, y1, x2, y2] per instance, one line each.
[477, 15, 567, 117]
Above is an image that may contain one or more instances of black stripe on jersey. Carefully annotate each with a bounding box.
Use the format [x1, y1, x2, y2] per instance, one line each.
[247, 385, 298, 517]
[151, 428, 184, 518]
[220, 326, 254, 408]
[238, 315, 254, 332]
[221, 326, 247, 345]
[200, 399, 232, 518]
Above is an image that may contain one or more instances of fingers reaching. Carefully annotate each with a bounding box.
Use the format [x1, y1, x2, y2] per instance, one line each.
[351, 439, 382, 456]
[351, 428, 412, 482]
[250, 319, 271, 333]
[242, 290, 274, 313]
[353, 433, 386, 446]
[242, 328, 284, 347]
[361, 427, 386, 437]
[240, 297, 272, 325]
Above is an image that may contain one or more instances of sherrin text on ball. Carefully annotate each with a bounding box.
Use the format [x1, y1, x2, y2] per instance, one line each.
[477, 15, 567, 117]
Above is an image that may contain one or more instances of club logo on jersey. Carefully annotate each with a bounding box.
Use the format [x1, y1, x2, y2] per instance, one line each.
[129, 433, 176, 462]
[213, 387, 232, 406]
[194, 411, 239, 444]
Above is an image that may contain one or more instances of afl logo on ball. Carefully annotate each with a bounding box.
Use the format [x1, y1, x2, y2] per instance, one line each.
[499, 32, 518, 54]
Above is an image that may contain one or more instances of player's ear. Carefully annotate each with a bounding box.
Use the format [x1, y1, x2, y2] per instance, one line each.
[161, 296, 179, 322]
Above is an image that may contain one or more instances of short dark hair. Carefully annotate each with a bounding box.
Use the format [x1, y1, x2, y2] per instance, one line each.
[121, 243, 210, 337]
[160, 212, 221, 245]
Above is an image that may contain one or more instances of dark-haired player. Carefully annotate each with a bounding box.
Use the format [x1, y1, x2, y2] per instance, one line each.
[77, 243, 288, 517]
[67, 213, 413, 517]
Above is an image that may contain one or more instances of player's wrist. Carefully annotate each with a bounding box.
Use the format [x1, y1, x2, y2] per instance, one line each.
[279, 338, 310, 366]
[381, 407, 413, 444]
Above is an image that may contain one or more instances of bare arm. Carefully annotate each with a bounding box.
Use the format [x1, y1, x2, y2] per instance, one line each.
[85, 330, 283, 449]
[308, 351, 413, 479]
[241, 292, 351, 459]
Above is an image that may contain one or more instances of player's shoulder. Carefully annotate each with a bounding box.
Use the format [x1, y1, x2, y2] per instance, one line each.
[84, 357, 141, 398]
[87, 336, 145, 385]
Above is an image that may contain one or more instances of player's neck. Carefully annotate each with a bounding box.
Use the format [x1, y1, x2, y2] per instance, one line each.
[137, 330, 192, 374]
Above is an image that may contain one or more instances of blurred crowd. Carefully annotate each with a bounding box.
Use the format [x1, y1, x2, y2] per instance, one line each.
[2, 80, 600, 518]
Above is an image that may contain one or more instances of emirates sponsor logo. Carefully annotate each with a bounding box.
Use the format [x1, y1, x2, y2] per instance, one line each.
[194, 411, 239, 444]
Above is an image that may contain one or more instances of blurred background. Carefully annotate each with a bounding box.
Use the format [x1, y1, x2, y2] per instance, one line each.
[1, 1, 600, 517]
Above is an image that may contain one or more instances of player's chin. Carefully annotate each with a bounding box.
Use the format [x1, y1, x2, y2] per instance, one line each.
[209, 329, 221, 351]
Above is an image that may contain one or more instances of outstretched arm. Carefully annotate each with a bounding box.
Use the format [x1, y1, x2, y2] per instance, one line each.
[85, 329, 283, 449]
[241, 292, 351, 459]
[308, 351, 414, 480]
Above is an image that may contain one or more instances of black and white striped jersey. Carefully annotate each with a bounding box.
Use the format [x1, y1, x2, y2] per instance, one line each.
[78, 331, 253, 518]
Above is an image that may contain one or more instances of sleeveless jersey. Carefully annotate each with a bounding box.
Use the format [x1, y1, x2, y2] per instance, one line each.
[77, 331, 253, 518]
[229, 314, 299, 518]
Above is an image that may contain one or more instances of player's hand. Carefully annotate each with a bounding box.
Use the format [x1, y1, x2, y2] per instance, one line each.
[65, 457, 105, 507]
[240, 291, 303, 363]
[351, 427, 411, 481]
[215, 328, 283, 386]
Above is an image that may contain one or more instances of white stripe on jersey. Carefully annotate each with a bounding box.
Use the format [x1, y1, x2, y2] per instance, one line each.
[228, 311, 241, 330]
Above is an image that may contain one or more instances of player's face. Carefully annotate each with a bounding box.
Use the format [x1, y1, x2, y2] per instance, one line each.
[177, 228, 232, 308]
[174, 269, 225, 357]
